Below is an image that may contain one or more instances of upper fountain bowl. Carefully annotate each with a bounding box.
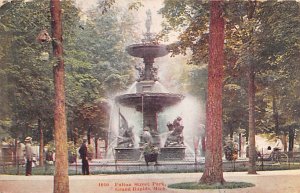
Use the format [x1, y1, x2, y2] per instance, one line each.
[126, 43, 169, 59]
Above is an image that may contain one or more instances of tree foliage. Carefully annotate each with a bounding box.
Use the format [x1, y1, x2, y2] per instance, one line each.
[160, 0, 300, 143]
[0, 0, 137, 144]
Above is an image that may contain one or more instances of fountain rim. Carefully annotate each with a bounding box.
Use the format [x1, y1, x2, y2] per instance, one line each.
[115, 92, 185, 112]
[126, 43, 169, 58]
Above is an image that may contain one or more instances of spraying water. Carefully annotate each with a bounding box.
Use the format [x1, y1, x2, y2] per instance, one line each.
[159, 95, 205, 160]
[105, 82, 143, 159]
[125, 82, 137, 94]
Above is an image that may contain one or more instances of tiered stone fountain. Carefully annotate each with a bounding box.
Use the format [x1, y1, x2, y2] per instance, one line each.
[114, 10, 186, 161]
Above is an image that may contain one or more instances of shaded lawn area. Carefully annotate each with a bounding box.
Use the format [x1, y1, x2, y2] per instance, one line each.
[168, 181, 255, 190]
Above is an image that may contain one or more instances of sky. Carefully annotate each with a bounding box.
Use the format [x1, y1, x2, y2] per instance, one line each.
[0, 0, 167, 40]
[76, 0, 165, 35]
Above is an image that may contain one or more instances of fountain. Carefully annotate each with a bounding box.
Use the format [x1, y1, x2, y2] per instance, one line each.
[113, 10, 186, 161]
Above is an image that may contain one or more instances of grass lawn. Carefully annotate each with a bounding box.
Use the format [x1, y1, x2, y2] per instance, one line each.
[168, 181, 255, 190]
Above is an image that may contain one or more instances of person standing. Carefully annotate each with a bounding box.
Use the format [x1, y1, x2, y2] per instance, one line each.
[79, 139, 89, 175]
[141, 127, 153, 144]
[274, 136, 283, 151]
[139, 127, 154, 161]
[273, 136, 283, 162]
[24, 137, 33, 176]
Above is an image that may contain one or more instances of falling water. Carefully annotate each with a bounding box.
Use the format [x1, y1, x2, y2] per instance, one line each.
[158, 95, 206, 160]
[105, 82, 143, 159]
[105, 101, 119, 159]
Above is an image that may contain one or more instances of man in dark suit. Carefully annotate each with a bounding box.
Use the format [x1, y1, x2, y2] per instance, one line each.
[79, 139, 89, 175]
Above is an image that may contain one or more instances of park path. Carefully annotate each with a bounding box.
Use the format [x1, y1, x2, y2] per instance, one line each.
[0, 169, 300, 193]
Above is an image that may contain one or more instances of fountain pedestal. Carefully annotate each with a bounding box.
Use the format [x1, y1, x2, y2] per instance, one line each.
[114, 148, 141, 161]
[159, 147, 186, 160]
[114, 147, 186, 161]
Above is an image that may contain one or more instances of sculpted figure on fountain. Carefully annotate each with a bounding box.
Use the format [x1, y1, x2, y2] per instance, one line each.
[117, 126, 135, 148]
[164, 116, 184, 147]
[135, 64, 145, 82]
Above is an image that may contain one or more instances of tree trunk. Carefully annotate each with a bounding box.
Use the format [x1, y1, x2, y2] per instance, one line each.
[95, 136, 99, 159]
[272, 94, 279, 135]
[38, 119, 44, 167]
[199, 0, 225, 185]
[25, 125, 29, 137]
[247, 0, 257, 175]
[105, 131, 108, 157]
[87, 125, 91, 145]
[50, 1, 70, 193]
[14, 138, 18, 166]
[282, 133, 288, 152]
[73, 128, 79, 145]
[201, 136, 206, 156]
[248, 62, 256, 174]
[229, 128, 234, 139]
[288, 127, 295, 152]
[238, 133, 242, 157]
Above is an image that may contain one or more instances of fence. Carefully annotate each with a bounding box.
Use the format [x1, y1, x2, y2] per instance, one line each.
[1, 152, 300, 175]
[256, 151, 300, 171]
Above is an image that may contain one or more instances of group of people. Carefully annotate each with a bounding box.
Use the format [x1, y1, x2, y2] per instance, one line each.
[23, 136, 90, 176]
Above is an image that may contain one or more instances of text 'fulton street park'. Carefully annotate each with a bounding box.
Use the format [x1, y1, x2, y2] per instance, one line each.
[98, 181, 167, 191]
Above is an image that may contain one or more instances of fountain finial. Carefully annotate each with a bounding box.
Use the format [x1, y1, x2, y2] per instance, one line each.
[145, 9, 152, 33]
[144, 9, 154, 42]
